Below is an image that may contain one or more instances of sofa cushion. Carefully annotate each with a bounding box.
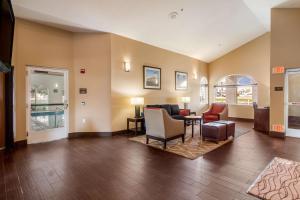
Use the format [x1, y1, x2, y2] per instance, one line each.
[211, 104, 225, 115]
[172, 115, 185, 120]
[161, 104, 172, 115]
[146, 105, 161, 108]
[204, 114, 219, 120]
[170, 104, 180, 115]
[179, 109, 189, 116]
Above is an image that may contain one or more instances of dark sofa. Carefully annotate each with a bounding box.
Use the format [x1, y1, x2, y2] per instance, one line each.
[145, 104, 190, 120]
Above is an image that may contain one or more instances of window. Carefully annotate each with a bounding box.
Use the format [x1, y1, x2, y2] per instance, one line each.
[215, 87, 226, 103]
[200, 77, 208, 104]
[237, 86, 253, 105]
[214, 75, 257, 105]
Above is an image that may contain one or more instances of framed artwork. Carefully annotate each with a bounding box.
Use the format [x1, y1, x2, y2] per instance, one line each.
[175, 71, 188, 90]
[143, 66, 161, 90]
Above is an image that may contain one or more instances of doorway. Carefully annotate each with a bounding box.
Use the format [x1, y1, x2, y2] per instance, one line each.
[26, 67, 69, 144]
[285, 68, 300, 137]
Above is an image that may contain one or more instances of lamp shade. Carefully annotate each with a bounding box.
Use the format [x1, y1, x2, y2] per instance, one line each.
[180, 97, 191, 103]
[130, 97, 144, 105]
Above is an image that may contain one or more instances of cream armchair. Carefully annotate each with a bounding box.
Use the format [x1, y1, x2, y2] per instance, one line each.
[144, 108, 185, 149]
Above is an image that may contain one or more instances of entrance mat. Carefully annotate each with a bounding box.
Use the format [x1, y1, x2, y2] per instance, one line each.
[248, 157, 300, 200]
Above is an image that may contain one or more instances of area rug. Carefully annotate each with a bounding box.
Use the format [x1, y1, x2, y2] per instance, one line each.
[235, 126, 252, 138]
[129, 134, 232, 160]
[247, 157, 300, 200]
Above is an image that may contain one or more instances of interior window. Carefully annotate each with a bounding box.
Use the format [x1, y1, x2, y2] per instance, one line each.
[214, 75, 257, 105]
[200, 77, 208, 104]
[237, 86, 253, 105]
[215, 87, 226, 103]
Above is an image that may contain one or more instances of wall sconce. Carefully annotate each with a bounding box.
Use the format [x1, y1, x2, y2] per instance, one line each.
[124, 61, 131, 72]
[193, 72, 198, 80]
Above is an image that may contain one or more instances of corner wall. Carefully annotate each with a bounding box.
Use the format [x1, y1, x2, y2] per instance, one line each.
[270, 9, 300, 133]
[12, 19, 74, 141]
[12, 19, 208, 140]
[208, 33, 270, 119]
[73, 33, 112, 132]
[110, 34, 208, 131]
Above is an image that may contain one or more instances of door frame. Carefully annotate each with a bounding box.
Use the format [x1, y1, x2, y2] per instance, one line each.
[26, 66, 69, 144]
[284, 68, 300, 137]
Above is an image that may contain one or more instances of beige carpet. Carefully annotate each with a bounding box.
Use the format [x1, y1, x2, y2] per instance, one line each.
[248, 157, 300, 200]
[129, 133, 233, 160]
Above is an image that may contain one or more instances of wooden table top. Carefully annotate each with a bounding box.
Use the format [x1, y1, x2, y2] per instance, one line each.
[184, 115, 202, 119]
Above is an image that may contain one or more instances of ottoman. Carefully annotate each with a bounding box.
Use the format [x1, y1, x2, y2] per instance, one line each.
[202, 122, 227, 143]
[215, 120, 235, 139]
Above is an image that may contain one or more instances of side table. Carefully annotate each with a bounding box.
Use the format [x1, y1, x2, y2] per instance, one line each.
[184, 116, 202, 138]
[127, 117, 145, 135]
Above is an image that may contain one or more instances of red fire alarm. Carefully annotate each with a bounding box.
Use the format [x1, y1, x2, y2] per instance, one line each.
[80, 68, 86, 74]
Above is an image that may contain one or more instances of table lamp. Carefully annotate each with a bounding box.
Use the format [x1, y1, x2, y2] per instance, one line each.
[130, 97, 144, 118]
[180, 97, 191, 109]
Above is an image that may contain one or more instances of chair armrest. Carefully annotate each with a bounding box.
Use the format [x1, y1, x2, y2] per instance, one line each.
[203, 111, 210, 115]
[164, 118, 184, 138]
[202, 109, 212, 116]
[202, 105, 212, 116]
[218, 106, 228, 120]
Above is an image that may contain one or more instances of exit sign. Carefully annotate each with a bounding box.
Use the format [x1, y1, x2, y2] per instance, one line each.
[272, 124, 285, 132]
[272, 66, 285, 74]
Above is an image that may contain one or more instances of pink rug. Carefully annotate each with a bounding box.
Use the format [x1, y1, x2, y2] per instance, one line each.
[248, 157, 300, 200]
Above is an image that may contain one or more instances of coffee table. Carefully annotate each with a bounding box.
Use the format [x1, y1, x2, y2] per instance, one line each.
[184, 116, 202, 137]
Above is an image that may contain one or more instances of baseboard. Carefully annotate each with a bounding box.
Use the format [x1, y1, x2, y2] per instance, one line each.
[228, 117, 254, 122]
[68, 130, 126, 139]
[14, 139, 28, 148]
[0, 140, 28, 150]
[269, 131, 285, 138]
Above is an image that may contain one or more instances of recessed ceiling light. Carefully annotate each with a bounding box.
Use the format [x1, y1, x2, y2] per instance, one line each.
[169, 11, 178, 19]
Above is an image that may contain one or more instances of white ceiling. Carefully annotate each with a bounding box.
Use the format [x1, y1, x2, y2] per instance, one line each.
[11, 0, 298, 62]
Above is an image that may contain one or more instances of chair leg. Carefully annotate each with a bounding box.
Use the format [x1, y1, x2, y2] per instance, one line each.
[163, 140, 167, 149]
[182, 135, 185, 143]
[146, 136, 149, 144]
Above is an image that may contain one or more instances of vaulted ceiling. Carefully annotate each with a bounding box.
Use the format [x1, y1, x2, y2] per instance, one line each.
[11, 0, 299, 62]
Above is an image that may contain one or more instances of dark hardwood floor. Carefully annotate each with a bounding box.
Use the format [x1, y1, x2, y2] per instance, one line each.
[1, 121, 300, 200]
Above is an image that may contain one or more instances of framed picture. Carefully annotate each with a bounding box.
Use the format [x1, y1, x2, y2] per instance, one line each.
[143, 66, 161, 90]
[175, 71, 188, 90]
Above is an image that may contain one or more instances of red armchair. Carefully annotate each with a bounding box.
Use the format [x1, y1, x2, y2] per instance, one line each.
[202, 103, 228, 123]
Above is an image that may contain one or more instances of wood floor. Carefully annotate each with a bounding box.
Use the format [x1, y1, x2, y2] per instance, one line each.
[1, 121, 300, 200]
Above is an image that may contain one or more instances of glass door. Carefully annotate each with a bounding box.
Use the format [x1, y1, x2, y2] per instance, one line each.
[27, 67, 69, 144]
[285, 69, 300, 137]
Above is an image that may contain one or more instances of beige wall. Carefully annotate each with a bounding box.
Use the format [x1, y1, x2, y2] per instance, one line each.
[12, 19, 208, 140]
[12, 19, 75, 141]
[0, 73, 4, 147]
[208, 33, 270, 119]
[270, 9, 300, 132]
[111, 34, 208, 131]
[73, 33, 112, 132]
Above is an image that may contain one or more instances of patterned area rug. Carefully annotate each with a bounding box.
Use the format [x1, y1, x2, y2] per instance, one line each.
[235, 126, 252, 138]
[129, 133, 233, 160]
[248, 157, 300, 200]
